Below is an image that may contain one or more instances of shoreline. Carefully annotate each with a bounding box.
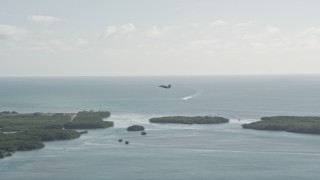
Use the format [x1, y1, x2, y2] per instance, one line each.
[2, 112, 320, 159]
[0, 111, 112, 159]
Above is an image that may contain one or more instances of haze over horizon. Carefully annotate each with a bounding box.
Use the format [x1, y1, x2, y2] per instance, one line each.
[1, 0, 320, 76]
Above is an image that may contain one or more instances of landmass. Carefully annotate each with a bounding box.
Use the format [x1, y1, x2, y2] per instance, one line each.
[0, 110, 113, 159]
[149, 116, 229, 124]
[64, 111, 113, 129]
[242, 116, 320, 135]
[127, 125, 145, 131]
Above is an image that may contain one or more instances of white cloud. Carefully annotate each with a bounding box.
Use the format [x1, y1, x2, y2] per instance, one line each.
[146, 26, 174, 38]
[0, 25, 28, 40]
[266, 26, 279, 34]
[43, 30, 55, 34]
[209, 19, 229, 27]
[99, 23, 137, 39]
[241, 26, 280, 40]
[301, 27, 320, 36]
[74, 38, 88, 46]
[299, 38, 320, 48]
[188, 39, 217, 46]
[28, 15, 60, 23]
[48, 39, 73, 51]
[184, 38, 237, 54]
[236, 21, 253, 27]
[186, 23, 201, 28]
[236, 21, 254, 30]
[31, 38, 88, 52]
[237, 26, 320, 51]
[298, 27, 320, 48]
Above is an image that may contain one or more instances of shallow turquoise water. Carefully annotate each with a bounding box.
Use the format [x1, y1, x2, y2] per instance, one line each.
[1, 76, 320, 179]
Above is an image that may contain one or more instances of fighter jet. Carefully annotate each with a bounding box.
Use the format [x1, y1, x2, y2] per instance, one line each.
[159, 84, 172, 89]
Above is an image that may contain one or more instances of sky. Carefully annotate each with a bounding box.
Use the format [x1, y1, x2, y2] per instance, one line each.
[1, 0, 320, 76]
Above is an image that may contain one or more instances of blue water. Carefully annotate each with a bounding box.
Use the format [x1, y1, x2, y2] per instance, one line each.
[1, 75, 320, 180]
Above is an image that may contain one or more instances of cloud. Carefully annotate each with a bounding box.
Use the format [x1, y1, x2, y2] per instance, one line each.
[146, 26, 174, 38]
[74, 38, 88, 46]
[186, 23, 201, 28]
[28, 15, 60, 23]
[236, 21, 254, 30]
[301, 27, 320, 36]
[188, 39, 217, 46]
[265, 26, 279, 34]
[241, 26, 280, 40]
[0, 25, 28, 40]
[184, 38, 237, 54]
[298, 27, 320, 48]
[31, 38, 88, 52]
[209, 19, 229, 27]
[99, 23, 137, 39]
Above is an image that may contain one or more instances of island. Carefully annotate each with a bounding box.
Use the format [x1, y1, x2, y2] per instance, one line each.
[242, 116, 320, 135]
[149, 116, 229, 124]
[64, 111, 113, 129]
[0, 110, 113, 159]
[127, 125, 145, 131]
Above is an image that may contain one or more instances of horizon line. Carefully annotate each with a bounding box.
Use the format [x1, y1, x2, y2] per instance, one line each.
[0, 73, 320, 78]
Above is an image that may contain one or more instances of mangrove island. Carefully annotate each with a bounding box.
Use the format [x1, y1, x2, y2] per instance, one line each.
[0, 110, 113, 159]
[242, 116, 320, 135]
[127, 125, 145, 131]
[149, 116, 229, 124]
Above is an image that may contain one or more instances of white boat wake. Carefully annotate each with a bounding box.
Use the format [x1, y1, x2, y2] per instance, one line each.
[182, 90, 203, 100]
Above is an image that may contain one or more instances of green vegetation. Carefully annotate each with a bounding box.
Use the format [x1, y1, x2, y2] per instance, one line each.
[64, 111, 113, 129]
[0, 110, 114, 159]
[0, 111, 18, 115]
[149, 116, 229, 124]
[127, 125, 145, 131]
[0, 111, 113, 131]
[0, 129, 81, 158]
[0, 113, 70, 132]
[73, 111, 110, 120]
[242, 116, 320, 135]
[22, 129, 81, 141]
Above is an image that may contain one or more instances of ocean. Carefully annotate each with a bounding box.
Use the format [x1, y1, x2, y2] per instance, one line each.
[0, 75, 320, 180]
